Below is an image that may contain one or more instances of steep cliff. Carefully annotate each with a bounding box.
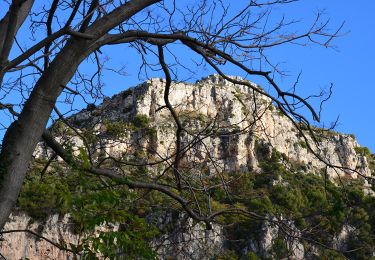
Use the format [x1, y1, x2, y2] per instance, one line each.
[1, 75, 374, 259]
[36, 74, 373, 179]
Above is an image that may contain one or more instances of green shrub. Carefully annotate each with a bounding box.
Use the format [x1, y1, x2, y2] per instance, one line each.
[271, 238, 289, 259]
[18, 173, 71, 219]
[18, 166, 158, 258]
[133, 114, 150, 128]
[354, 146, 372, 157]
[18, 146, 375, 259]
[297, 140, 307, 149]
[215, 149, 375, 259]
[105, 120, 129, 137]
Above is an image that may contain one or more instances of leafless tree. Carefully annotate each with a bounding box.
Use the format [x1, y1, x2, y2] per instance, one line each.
[0, 0, 351, 255]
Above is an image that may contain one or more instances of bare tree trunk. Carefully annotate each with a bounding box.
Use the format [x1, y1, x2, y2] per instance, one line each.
[0, 38, 87, 228]
[0, 0, 35, 85]
[0, 0, 160, 229]
[0, 0, 35, 54]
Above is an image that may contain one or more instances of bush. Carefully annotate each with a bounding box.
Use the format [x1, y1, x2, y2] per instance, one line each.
[354, 146, 372, 157]
[18, 147, 375, 259]
[215, 149, 375, 259]
[18, 165, 158, 257]
[133, 114, 150, 128]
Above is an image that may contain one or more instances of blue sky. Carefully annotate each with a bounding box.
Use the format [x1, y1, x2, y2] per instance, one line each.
[266, 0, 375, 151]
[1, 0, 374, 151]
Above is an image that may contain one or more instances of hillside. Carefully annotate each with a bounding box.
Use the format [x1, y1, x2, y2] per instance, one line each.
[1, 75, 375, 259]
[38, 74, 374, 179]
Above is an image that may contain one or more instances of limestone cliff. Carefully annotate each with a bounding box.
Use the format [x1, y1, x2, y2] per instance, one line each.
[43, 74, 371, 179]
[1, 75, 373, 259]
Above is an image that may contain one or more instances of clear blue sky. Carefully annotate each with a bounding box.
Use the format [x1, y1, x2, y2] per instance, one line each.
[1, 1, 374, 151]
[265, 0, 375, 152]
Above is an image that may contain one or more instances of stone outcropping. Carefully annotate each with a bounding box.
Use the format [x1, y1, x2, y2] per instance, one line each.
[1, 213, 78, 259]
[1, 212, 223, 260]
[2, 75, 373, 259]
[46, 74, 371, 179]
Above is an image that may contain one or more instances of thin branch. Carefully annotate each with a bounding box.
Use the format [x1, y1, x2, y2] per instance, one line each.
[0, 229, 78, 255]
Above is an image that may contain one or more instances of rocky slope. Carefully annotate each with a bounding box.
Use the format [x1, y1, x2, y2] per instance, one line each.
[46, 74, 371, 178]
[1, 75, 373, 259]
[32, 74, 372, 179]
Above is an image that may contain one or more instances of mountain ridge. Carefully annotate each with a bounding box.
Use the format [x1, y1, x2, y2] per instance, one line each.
[2, 74, 375, 259]
[52, 74, 373, 179]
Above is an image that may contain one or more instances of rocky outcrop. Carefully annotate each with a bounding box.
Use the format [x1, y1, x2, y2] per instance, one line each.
[1, 213, 78, 259]
[150, 213, 223, 259]
[2, 75, 373, 259]
[39, 74, 371, 179]
[1, 212, 223, 260]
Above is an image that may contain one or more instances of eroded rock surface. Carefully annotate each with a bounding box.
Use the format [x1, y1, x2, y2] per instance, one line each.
[3, 75, 373, 259]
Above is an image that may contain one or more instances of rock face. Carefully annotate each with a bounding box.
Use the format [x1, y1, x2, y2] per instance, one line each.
[1, 213, 78, 259]
[2, 75, 373, 259]
[50, 74, 371, 179]
[150, 213, 223, 259]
